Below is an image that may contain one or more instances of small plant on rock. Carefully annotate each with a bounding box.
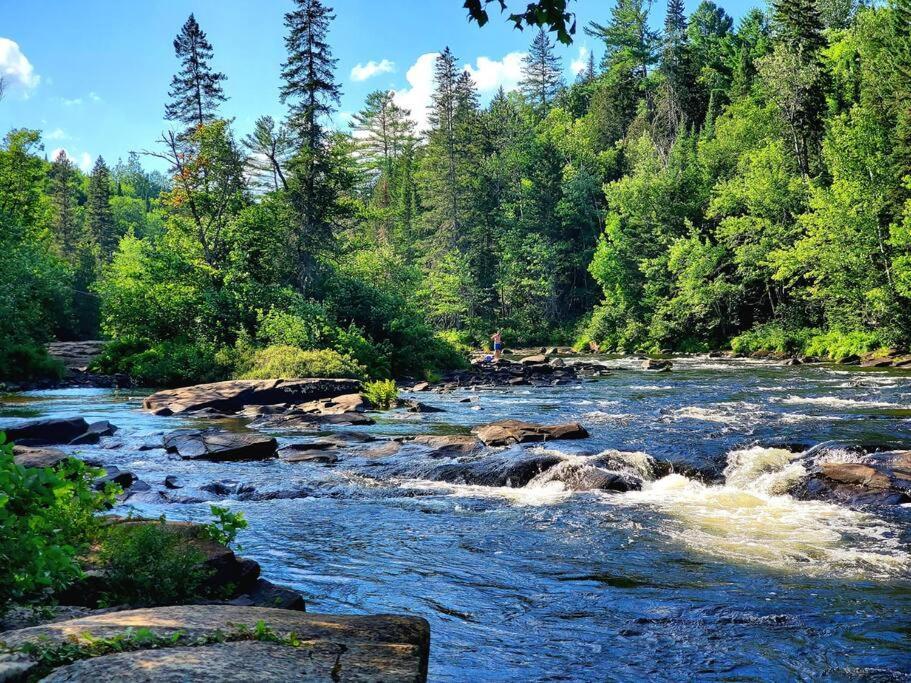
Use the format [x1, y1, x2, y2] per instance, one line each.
[362, 379, 398, 410]
[204, 505, 248, 548]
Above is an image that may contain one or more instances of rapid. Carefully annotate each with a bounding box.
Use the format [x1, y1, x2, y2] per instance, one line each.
[2, 356, 910, 680]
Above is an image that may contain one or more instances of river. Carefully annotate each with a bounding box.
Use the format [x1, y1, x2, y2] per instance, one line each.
[2, 356, 910, 681]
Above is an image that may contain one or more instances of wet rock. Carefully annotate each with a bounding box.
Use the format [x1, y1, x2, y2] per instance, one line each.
[317, 430, 377, 445]
[12, 445, 69, 469]
[3, 416, 89, 446]
[69, 420, 118, 445]
[549, 358, 566, 368]
[295, 393, 371, 415]
[228, 579, 306, 611]
[250, 411, 375, 430]
[94, 466, 136, 491]
[531, 459, 643, 492]
[398, 399, 445, 413]
[798, 450, 911, 505]
[642, 358, 672, 371]
[3, 606, 429, 683]
[164, 428, 278, 461]
[429, 452, 563, 487]
[163, 475, 183, 489]
[472, 419, 589, 447]
[520, 354, 550, 365]
[279, 444, 340, 464]
[408, 435, 482, 457]
[360, 441, 402, 458]
[412, 382, 430, 391]
[143, 378, 362, 415]
[201, 480, 257, 496]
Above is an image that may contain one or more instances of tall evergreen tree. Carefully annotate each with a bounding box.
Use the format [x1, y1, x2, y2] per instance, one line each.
[279, 0, 347, 288]
[242, 116, 293, 191]
[657, 0, 698, 141]
[427, 48, 462, 238]
[585, 0, 659, 79]
[86, 156, 117, 258]
[519, 28, 564, 112]
[49, 151, 81, 257]
[164, 14, 227, 131]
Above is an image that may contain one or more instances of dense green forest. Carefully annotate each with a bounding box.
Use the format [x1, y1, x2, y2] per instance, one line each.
[2, 0, 911, 385]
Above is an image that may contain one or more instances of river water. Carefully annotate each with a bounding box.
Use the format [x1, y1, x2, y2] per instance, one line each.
[2, 356, 910, 681]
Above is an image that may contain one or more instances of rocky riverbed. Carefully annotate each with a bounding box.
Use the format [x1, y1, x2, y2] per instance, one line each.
[2, 354, 910, 680]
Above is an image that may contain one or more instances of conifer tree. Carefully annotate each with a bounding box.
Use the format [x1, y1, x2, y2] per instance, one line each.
[658, 0, 698, 139]
[86, 156, 117, 258]
[242, 116, 293, 191]
[428, 48, 461, 236]
[164, 14, 227, 131]
[351, 90, 415, 207]
[519, 28, 564, 112]
[585, 0, 658, 79]
[49, 151, 81, 257]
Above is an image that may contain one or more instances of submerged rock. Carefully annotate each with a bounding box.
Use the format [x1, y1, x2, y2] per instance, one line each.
[428, 451, 564, 487]
[12, 445, 69, 469]
[642, 358, 672, 371]
[472, 419, 589, 447]
[143, 378, 362, 415]
[797, 450, 911, 505]
[163, 428, 278, 461]
[408, 435, 481, 457]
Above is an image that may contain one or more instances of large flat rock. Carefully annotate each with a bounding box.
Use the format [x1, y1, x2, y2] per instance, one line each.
[471, 419, 589, 447]
[143, 378, 362, 415]
[2, 417, 88, 446]
[163, 428, 278, 461]
[3, 606, 429, 682]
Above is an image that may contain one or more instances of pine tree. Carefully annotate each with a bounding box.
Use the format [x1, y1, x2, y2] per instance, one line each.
[49, 151, 81, 257]
[279, 0, 347, 288]
[772, 0, 827, 61]
[428, 48, 461, 237]
[585, 0, 659, 79]
[86, 156, 117, 258]
[351, 90, 415, 207]
[519, 29, 564, 112]
[242, 116, 293, 191]
[280, 0, 341, 151]
[164, 14, 227, 131]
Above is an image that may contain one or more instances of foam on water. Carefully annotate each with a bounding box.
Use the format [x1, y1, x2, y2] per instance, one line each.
[617, 447, 910, 578]
[778, 395, 899, 408]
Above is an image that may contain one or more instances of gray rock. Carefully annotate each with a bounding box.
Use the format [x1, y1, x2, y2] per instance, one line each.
[164, 429, 278, 462]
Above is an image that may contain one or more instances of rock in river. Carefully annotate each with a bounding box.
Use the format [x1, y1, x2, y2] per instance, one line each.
[472, 419, 589, 447]
[143, 378, 362, 415]
[12, 445, 69, 469]
[163, 428, 278, 461]
[799, 450, 911, 505]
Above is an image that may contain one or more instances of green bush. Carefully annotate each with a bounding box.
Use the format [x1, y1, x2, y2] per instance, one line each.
[97, 520, 209, 607]
[362, 379, 397, 409]
[204, 505, 247, 548]
[0, 436, 115, 613]
[804, 330, 886, 361]
[239, 345, 366, 380]
[730, 325, 887, 360]
[92, 338, 232, 387]
[0, 342, 65, 382]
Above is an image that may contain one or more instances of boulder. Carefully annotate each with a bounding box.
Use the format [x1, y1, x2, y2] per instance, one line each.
[12, 445, 69, 469]
[93, 466, 136, 491]
[69, 420, 118, 445]
[520, 354, 549, 365]
[412, 382, 431, 392]
[428, 452, 563, 487]
[143, 378, 362, 415]
[3, 417, 89, 446]
[295, 393, 371, 415]
[798, 451, 911, 505]
[229, 579, 306, 611]
[278, 444, 340, 464]
[163, 475, 183, 489]
[409, 435, 482, 457]
[399, 399, 445, 413]
[201, 480, 257, 496]
[361, 441, 403, 458]
[471, 419, 589, 447]
[642, 358, 672, 371]
[163, 429, 278, 461]
[6, 607, 429, 682]
[250, 411, 375, 430]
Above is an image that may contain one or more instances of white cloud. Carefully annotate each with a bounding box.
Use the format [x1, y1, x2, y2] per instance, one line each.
[0, 37, 40, 93]
[571, 46, 590, 75]
[61, 97, 83, 107]
[88, 91, 102, 102]
[393, 51, 527, 132]
[45, 128, 67, 141]
[392, 52, 438, 133]
[350, 59, 395, 82]
[49, 147, 93, 172]
[464, 52, 525, 93]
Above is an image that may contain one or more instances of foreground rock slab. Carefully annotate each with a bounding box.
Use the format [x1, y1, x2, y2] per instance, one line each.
[472, 419, 589, 447]
[143, 378, 361, 415]
[164, 428, 278, 461]
[12, 445, 69, 469]
[2, 605, 430, 682]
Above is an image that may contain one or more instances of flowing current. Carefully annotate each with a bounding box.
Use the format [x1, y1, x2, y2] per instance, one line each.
[2, 356, 910, 680]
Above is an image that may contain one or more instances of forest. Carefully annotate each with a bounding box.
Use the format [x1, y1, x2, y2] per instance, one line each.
[2, 0, 911, 386]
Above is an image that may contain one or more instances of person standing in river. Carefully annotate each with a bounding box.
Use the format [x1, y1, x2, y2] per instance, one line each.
[491, 330, 503, 361]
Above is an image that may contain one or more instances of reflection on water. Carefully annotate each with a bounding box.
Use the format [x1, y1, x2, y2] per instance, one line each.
[2, 356, 910, 681]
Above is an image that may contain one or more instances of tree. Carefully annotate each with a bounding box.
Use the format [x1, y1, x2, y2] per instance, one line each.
[86, 157, 117, 258]
[242, 116, 293, 191]
[520, 28, 564, 112]
[464, 0, 577, 44]
[585, 0, 658, 79]
[164, 14, 227, 131]
[656, 0, 699, 143]
[49, 151, 82, 257]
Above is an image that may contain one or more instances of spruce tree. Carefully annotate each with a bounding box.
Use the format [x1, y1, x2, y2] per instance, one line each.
[351, 90, 415, 208]
[519, 28, 564, 112]
[242, 116, 293, 191]
[164, 14, 227, 131]
[86, 156, 117, 258]
[772, 0, 827, 61]
[279, 0, 346, 288]
[428, 48, 461, 236]
[49, 151, 81, 258]
[585, 0, 658, 79]
[658, 0, 697, 137]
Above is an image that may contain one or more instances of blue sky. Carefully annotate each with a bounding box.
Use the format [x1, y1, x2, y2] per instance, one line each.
[0, 0, 758, 173]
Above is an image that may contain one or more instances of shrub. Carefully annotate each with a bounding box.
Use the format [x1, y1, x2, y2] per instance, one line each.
[730, 324, 816, 355]
[97, 520, 209, 607]
[239, 345, 366, 380]
[204, 505, 247, 548]
[0, 436, 115, 613]
[0, 342, 65, 382]
[362, 379, 397, 409]
[92, 338, 232, 387]
[804, 330, 886, 361]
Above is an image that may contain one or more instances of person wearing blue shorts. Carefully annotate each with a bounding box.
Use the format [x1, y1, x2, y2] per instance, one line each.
[491, 330, 503, 361]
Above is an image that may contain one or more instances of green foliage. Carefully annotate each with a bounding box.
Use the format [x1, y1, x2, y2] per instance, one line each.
[92, 339, 231, 387]
[97, 521, 209, 607]
[0, 343, 65, 383]
[362, 379, 398, 409]
[204, 505, 247, 548]
[0, 437, 115, 613]
[239, 345, 366, 380]
[730, 324, 885, 360]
